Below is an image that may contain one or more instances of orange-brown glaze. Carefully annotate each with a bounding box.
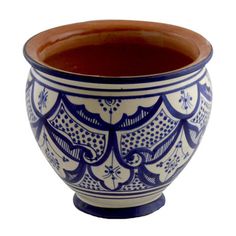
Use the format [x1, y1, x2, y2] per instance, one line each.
[44, 43, 193, 76]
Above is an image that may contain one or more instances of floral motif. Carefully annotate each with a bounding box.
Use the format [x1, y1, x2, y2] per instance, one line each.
[91, 150, 131, 190]
[98, 99, 122, 124]
[98, 99, 122, 114]
[103, 165, 121, 180]
[179, 90, 193, 110]
[38, 87, 48, 112]
[164, 156, 180, 173]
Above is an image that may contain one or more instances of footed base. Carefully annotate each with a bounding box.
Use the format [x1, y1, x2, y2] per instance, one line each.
[73, 194, 165, 219]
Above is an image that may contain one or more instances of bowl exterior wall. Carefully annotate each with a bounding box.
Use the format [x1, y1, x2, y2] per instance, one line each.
[25, 67, 212, 208]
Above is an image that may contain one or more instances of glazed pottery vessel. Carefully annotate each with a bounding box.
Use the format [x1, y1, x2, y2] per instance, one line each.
[24, 20, 213, 218]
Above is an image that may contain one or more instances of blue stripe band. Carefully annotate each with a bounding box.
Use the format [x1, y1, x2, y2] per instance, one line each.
[67, 182, 169, 196]
[31, 68, 205, 92]
[32, 72, 206, 99]
[75, 190, 162, 200]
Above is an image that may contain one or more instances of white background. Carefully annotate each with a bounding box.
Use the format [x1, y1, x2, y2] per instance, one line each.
[0, 0, 235, 235]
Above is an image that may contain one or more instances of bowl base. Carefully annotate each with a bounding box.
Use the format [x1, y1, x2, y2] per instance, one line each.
[73, 194, 165, 219]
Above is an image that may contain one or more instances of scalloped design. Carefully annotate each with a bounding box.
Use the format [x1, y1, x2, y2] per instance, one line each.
[26, 71, 212, 193]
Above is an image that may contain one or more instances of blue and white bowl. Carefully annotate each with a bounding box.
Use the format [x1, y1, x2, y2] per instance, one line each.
[24, 20, 213, 218]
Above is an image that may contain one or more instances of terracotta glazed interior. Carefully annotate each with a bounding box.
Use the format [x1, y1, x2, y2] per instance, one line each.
[43, 39, 193, 76]
[25, 20, 212, 77]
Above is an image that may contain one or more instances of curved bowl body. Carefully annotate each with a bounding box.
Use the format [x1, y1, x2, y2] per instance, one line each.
[24, 20, 212, 218]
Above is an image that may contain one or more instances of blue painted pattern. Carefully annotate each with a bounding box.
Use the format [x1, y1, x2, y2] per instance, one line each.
[25, 69, 212, 195]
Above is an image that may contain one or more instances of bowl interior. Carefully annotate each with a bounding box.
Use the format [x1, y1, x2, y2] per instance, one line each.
[24, 20, 212, 77]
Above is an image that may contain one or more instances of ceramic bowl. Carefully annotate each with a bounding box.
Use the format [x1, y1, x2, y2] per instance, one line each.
[24, 20, 213, 218]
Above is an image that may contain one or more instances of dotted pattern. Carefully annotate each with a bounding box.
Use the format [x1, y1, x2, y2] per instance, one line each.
[50, 104, 105, 156]
[120, 109, 178, 156]
[78, 173, 103, 191]
[191, 97, 211, 129]
[26, 87, 38, 122]
[122, 174, 147, 191]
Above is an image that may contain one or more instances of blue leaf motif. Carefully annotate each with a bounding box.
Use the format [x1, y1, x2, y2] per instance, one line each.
[38, 87, 48, 112]
[178, 90, 193, 110]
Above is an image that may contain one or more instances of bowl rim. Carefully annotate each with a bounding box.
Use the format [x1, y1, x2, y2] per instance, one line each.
[23, 20, 213, 83]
